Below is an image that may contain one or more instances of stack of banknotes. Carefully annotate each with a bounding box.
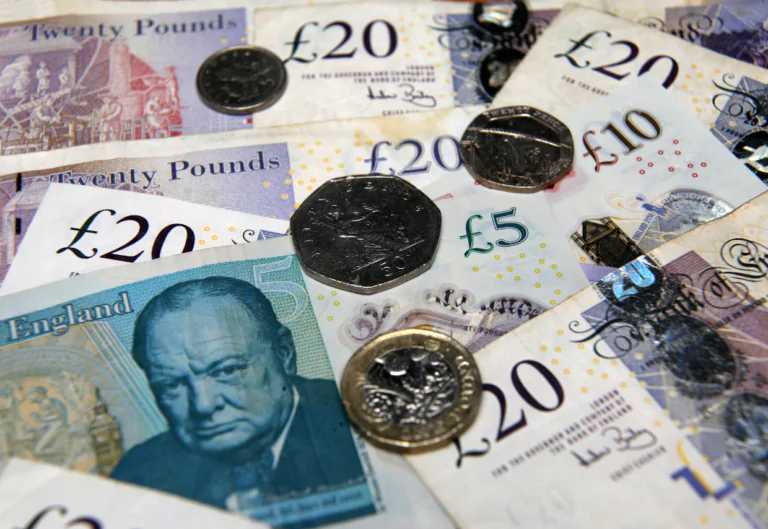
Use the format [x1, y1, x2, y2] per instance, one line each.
[0, 0, 766, 528]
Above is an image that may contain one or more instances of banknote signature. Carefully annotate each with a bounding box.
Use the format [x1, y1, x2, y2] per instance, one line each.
[367, 84, 437, 108]
[571, 426, 658, 468]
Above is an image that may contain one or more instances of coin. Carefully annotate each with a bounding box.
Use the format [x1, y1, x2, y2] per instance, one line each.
[196, 46, 287, 115]
[472, 2, 529, 36]
[290, 174, 441, 295]
[340, 329, 482, 452]
[731, 130, 768, 184]
[479, 48, 526, 99]
[460, 106, 574, 193]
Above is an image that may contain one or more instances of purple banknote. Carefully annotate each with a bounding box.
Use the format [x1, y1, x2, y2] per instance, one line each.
[0, 10, 248, 155]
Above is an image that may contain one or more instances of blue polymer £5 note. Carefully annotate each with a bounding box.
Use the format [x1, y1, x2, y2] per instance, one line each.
[0, 253, 375, 529]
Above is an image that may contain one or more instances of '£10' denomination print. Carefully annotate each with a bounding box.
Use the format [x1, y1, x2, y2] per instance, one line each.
[407, 191, 768, 529]
[492, 3, 768, 182]
[251, 2, 557, 128]
[0, 9, 251, 156]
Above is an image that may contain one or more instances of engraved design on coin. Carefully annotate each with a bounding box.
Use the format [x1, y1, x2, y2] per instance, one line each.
[363, 347, 458, 425]
[290, 174, 441, 295]
[460, 106, 574, 193]
[196, 46, 287, 115]
[341, 329, 482, 451]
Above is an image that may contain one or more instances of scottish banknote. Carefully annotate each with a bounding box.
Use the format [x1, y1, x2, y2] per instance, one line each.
[492, 3, 768, 185]
[0, 184, 288, 296]
[0, 459, 270, 529]
[0, 188, 586, 528]
[408, 190, 768, 529]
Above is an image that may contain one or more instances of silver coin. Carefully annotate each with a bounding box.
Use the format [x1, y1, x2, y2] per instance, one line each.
[340, 329, 482, 452]
[290, 174, 441, 295]
[196, 46, 286, 115]
[460, 106, 574, 193]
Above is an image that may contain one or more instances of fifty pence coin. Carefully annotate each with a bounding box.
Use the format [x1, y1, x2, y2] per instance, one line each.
[196, 46, 287, 115]
[460, 106, 574, 193]
[340, 329, 482, 452]
[290, 174, 441, 295]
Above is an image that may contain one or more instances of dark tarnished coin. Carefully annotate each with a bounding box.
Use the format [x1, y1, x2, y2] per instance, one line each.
[472, 2, 529, 36]
[290, 174, 441, 295]
[340, 329, 482, 451]
[460, 106, 574, 193]
[479, 48, 526, 98]
[732, 130, 768, 183]
[196, 46, 286, 115]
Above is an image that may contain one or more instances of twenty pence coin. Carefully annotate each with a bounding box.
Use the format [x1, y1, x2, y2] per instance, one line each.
[460, 106, 574, 193]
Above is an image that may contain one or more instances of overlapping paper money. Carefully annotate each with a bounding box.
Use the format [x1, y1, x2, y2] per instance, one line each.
[0, 1, 766, 529]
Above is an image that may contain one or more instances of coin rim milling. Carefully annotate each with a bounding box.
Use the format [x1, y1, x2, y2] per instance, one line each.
[196, 45, 287, 115]
[340, 329, 483, 452]
[460, 106, 574, 193]
[289, 174, 442, 295]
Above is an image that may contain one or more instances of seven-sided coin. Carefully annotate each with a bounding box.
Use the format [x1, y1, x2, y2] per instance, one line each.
[196, 45, 287, 115]
[460, 106, 574, 193]
[340, 328, 482, 452]
[290, 174, 441, 295]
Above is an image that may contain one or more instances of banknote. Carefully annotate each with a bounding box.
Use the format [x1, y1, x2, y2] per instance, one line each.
[0, 189, 586, 529]
[0, 0, 708, 25]
[491, 3, 768, 184]
[0, 105, 485, 285]
[663, 3, 768, 68]
[0, 459, 270, 529]
[550, 81, 764, 269]
[250, 1, 557, 127]
[0, 9, 262, 156]
[0, 184, 289, 296]
[407, 190, 768, 529]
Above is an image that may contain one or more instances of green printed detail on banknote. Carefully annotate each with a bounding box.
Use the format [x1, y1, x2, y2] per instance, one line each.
[0, 255, 375, 528]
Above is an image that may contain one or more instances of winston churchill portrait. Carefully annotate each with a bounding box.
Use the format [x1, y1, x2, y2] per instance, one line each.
[111, 276, 370, 525]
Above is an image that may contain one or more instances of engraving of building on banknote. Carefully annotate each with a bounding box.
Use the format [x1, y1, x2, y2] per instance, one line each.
[0, 10, 249, 155]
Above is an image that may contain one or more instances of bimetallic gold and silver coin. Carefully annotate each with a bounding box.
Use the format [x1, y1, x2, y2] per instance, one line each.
[340, 329, 482, 452]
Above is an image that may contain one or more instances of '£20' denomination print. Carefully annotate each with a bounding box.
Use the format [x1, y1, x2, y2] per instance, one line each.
[251, 2, 557, 128]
